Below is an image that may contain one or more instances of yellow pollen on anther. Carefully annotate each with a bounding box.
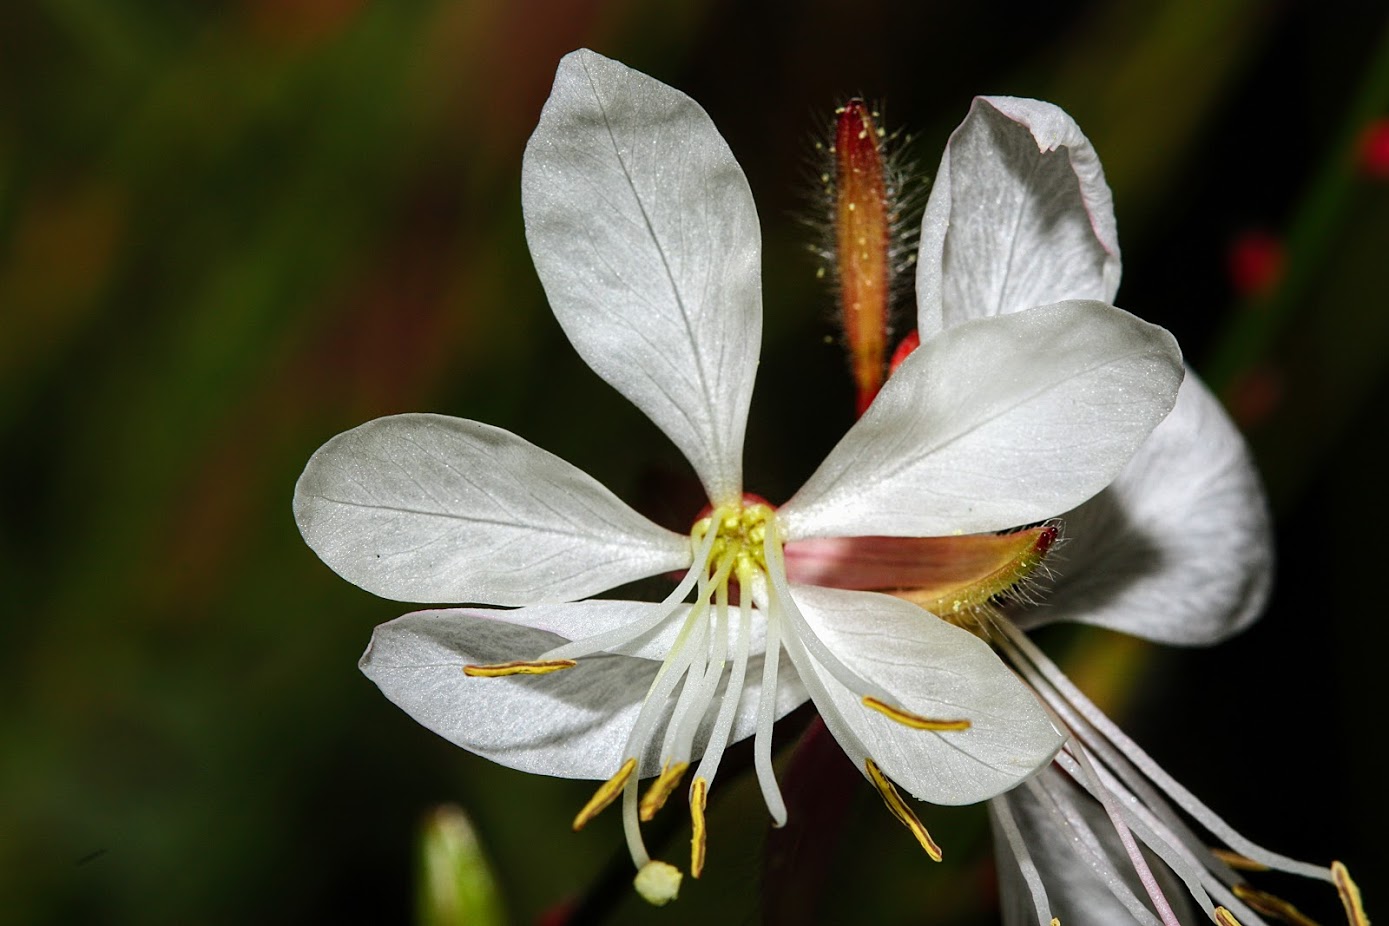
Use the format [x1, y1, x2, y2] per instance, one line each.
[693, 503, 775, 580]
[1051, 920, 1060, 926]
[862, 696, 971, 732]
[1214, 907, 1245, 926]
[639, 761, 690, 822]
[1232, 884, 1321, 926]
[864, 758, 943, 861]
[1211, 848, 1270, 871]
[1332, 862, 1369, 926]
[689, 777, 709, 878]
[572, 757, 637, 831]
[462, 659, 576, 677]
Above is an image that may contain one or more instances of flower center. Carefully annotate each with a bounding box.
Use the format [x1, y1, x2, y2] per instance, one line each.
[462, 496, 981, 904]
[553, 495, 792, 903]
[691, 500, 775, 586]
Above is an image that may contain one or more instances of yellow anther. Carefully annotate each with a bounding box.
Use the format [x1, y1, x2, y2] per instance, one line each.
[1215, 908, 1245, 926]
[572, 758, 637, 831]
[1051, 920, 1061, 926]
[690, 502, 774, 581]
[862, 696, 971, 732]
[864, 758, 942, 861]
[1211, 848, 1270, 871]
[633, 860, 682, 906]
[689, 777, 709, 878]
[1232, 884, 1321, 926]
[639, 761, 689, 822]
[1332, 862, 1369, 926]
[462, 659, 576, 677]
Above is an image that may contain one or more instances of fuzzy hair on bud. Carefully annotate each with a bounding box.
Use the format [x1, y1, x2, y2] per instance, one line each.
[804, 99, 925, 417]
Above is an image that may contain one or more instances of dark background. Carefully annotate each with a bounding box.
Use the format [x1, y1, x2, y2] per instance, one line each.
[3, 1, 1386, 923]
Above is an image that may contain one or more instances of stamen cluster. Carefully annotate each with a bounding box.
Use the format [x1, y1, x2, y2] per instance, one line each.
[692, 502, 772, 585]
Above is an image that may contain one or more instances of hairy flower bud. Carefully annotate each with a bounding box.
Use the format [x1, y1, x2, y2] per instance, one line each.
[810, 100, 920, 417]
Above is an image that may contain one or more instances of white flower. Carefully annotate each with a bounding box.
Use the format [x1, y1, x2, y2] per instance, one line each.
[824, 95, 1364, 926]
[292, 51, 1185, 901]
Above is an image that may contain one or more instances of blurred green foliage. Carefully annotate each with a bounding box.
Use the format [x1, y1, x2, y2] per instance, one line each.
[417, 805, 506, 926]
[3, 1, 1387, 924]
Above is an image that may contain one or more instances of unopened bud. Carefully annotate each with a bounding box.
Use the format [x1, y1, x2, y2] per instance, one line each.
[417, 804, 505, 926]
[834, 101, 893, 417]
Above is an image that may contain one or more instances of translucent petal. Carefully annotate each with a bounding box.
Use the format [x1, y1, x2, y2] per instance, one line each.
[522, 49, 761, 506]
[785, 585, 1063, 805]
[360, 608, 807, 779]
[782, 528, 1054, 616]
[995, 768, 1198, 926]
[294, 414, 689, 605]
[1021, 373, 1273, 645]
[778, 302, 1183, 540]
[465, 598, 775, 662]
[917, 96, 1121, 338]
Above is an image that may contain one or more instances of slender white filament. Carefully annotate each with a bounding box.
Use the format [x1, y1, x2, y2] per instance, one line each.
[762, 527, 896, 705]
[1054, 750, 1265, 926]
[994, 616, 1331, 883]
[1063, 741, 1183, 926]
[1075, 750, 1244, 916]
[622, 771, 648, 867]
[691, 591, 753, 790]
[991, 796, 1055, 926]
[539, 524, 721, 662]
[1027, 774, 1163, 926]
[754, 601, 787, 826]
[659, 607, 713, 762]
[619, 603, 707, 775]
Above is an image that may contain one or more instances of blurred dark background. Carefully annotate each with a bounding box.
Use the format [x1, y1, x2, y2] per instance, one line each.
[3, 1, 1386, 923]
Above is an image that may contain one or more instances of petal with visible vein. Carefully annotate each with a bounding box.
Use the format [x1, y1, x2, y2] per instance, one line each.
[784, 585, 1063, 805]
[995, 768, 1196, 926]
[778, 302, 1183, 540]
[360, 608, 807, 779]
[294, 414, 689, 606]
[1022, 373, 1273, 646]
[917, 96, 1121, 338]
[522, 48, 761, 506]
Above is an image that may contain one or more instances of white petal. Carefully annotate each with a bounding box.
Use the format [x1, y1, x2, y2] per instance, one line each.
[521, 49, 761, 506]
[917, 97, 1120, 338]
[778, 302, 1183, 540]
[294, 414, 689, 606]
[1019, 373, 1273, 645]
[459, 598, 775, 662]
[360, 607, 807, 779]
[786, 585, 1063, 805]
[995, 769, 1197, 926]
